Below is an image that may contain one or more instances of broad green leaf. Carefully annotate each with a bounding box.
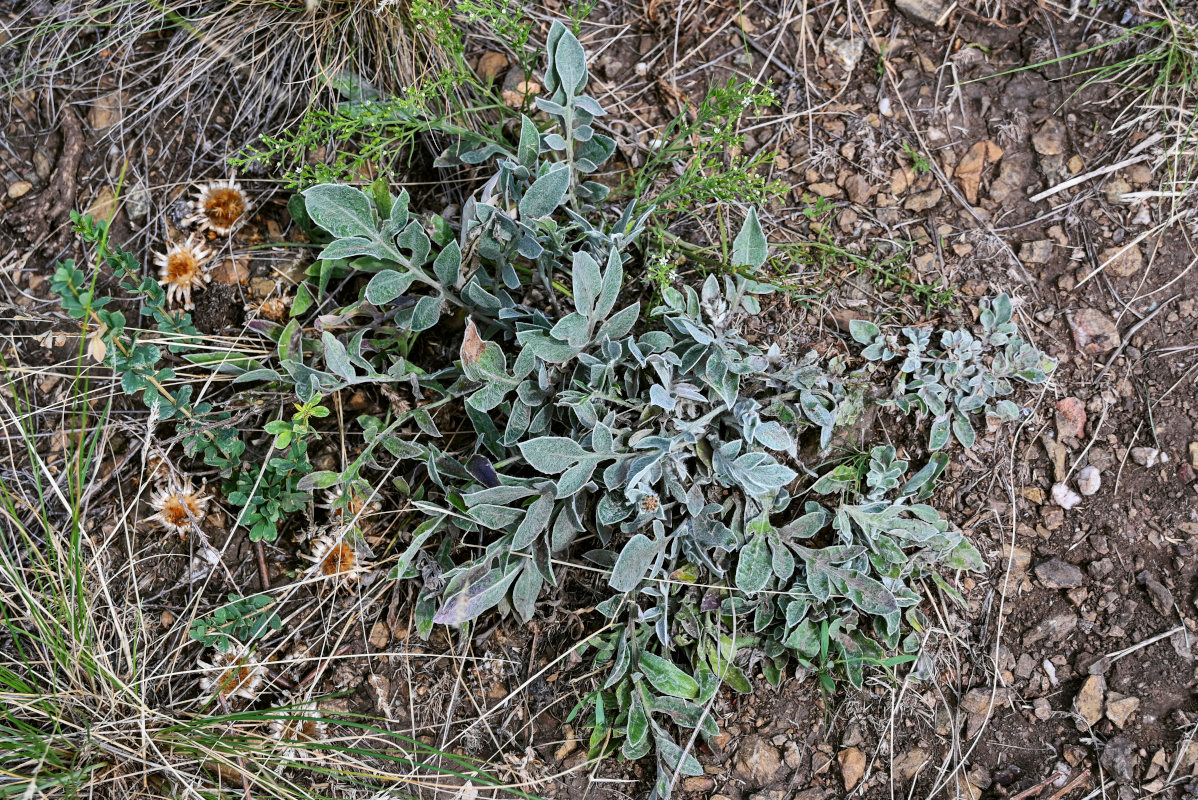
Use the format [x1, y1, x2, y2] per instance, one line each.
[732, 207, 768, 269]
[929, 413, 952, 451]
[433, 241, 461, 287]
[849, 318, 881, 344]
[627, 693, 649, 747]
[609, 533, 660, 592]
[518, 436, 590, 474]
[552, 26, 588, 95]
[519, 163, 570, 219]
[653, 731, 704, 777]
[638, 652, 699, 699]
[735, 532, 772, 593]
[460, 319, 518, 410]
[511, 561, 542, 622]
[517, 115, 540, 170]
[365, 270, 417, 305]
[303, 184, 376, 239]
[296, 470, 340, 491]
[512, 492, 554, 550]
[952, 412, 976, 449]
[572, 250, 601, 316]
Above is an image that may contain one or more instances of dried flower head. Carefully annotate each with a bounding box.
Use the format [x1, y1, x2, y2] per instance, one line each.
[186, 178, 252, 236]
[638, 493, 660, 513]
[268, 703, 328, 759]
[303, 534, 369, 583]
[148, 478, 209, 534]
[154, 236, 212, 310]
[198, 646, 266, 701]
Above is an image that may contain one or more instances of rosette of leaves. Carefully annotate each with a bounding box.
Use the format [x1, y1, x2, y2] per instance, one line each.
[420, 212, 861, 792]
[848, 294, 1056, 450]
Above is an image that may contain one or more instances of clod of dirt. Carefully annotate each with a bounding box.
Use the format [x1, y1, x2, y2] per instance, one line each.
[1043, 436, 1069, 482]
[1020, 240, 1054, 265]
[501, 68, 541, 107]
[894, 0, 953, 26]
[1101, 736, 1138, 783]
[1025, 608, 1079, 646]
[1055, 397, 1087, 439]
[1105, 177, 1132, 205]
[85, 187, 117, 225]
[1077, 466, 1101, 496]
[211, 258, 250, 285]
[1032, 118, 1067, 157]
[838, 746, 866, 791]
[844, 174, 874, 205]
[1036, 558, 1085, 589]
[1100, 245, 1143, 278]
[904, 187, 941, 212]
[749, 789, 786, 800]
[955, 140, 1002, 205]
[369, 620, 390, 649]
[1105, 693, 1140, 729]
[1072, 674, 1106, 728]
[1136, 571, 1175, 615]
[1068, 308, 1121, 356]
[733, 736, 784, 785]
[89, 90, 126, 130]
[1051, 483, 1082, 511]
[1131, 447, 1169, 467]
[808, 182, 841, 197]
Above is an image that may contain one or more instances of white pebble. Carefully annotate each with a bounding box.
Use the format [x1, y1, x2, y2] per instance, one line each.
[1130, 447, 1169, 467]
[1076, 466, 1101, 496]
[1051, 482, 1082, 510]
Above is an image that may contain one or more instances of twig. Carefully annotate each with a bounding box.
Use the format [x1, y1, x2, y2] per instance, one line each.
[1046, 768, 1092, 800]
[254, 540, 271, 590]
[1094, 293, 1180, 382]
[1028, 155, 1149, 204]
[21, 96, 84, 250]
[1086, 625, 1184, 675]
[1011, 769, 1069, 800]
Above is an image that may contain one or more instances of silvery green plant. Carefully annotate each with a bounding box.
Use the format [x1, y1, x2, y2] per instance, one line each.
[54, 20, 1044, 798]
[226, 24, 1005, 795]
[848, 294, 1056, 450]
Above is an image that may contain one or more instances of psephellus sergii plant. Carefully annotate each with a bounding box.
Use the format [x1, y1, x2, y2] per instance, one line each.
[51, 20, 1056, 796]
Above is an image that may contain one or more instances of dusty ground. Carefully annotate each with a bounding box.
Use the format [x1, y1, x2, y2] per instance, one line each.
[2, 1, 1197, 799]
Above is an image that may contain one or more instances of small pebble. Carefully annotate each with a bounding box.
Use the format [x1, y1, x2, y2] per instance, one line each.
[7, 181, 32, 198]
[1131, 447, 1169, 467]
[1076, 466, 1101, 496]
[1051, 482, 1082, 510]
